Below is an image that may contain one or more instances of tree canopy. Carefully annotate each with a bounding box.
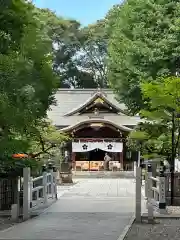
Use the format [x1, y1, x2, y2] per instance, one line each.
[37, 8, 108, 88]
[77, 20, 108, 88]
[0, 1, 112, 171]
[128, 77, 180, 162]
[107, 0, 180, 114]
[0, 0, 67, 170]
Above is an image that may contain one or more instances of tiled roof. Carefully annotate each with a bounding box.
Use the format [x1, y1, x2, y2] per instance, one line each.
[47, 88, 141, 127]
[61, 118, 133, 132]
[64, 89, 126, 116]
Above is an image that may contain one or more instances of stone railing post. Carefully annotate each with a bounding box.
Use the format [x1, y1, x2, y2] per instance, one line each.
[147, 165, 154, 223]
[159, 169, 166, 214]
[48, 162, 54, 198]
[42, 165, 48, 205]
[135, 166, 141, 222]
[29, 177, 33, 209]
[144, 164, 148, 199]
[23, 167, 31, 221]
[11, 204, 18, 221]
[134, 161, 136, 177]
[53, 166, 58, 200]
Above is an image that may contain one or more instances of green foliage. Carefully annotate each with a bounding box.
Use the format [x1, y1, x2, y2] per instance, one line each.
[0, 1, 61, 170]
[27, 119, 69, 158]
[37, 8, 108, 88]
[141, 77, 180, 114]
[107, 0, 180, 113]
[77, 20, 108, 87]
[127, 123, 171, 160]
[129, 130, 149, 141]
[128, 77, 180, 160]
[0, 119, 69, 174]
[0, 0, 33, 54]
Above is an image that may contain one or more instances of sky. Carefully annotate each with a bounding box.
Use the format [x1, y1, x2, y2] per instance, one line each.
[33, 0, 122, 26]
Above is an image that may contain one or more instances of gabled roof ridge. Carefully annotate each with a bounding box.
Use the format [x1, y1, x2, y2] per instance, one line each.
[64, 91, 127, 116]
[61, 118, 132, 132]
[56, 88, 113, 93]
[64, 91, 103, 116]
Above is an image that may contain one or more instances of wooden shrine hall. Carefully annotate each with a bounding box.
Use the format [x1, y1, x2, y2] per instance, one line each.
[47, 88, 141, 171]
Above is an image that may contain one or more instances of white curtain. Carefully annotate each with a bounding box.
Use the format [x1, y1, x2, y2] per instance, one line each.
[97, 142, 123, 152]
[72, 141, 123, 152]
[72, 142, 96, 152]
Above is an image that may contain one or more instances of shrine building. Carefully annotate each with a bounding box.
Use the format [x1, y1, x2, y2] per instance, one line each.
[47, 88, 141, 171]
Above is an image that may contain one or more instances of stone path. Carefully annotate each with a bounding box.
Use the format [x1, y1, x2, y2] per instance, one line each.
[0, 179, 137, 240]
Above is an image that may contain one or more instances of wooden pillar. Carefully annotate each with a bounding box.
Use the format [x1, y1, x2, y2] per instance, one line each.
[120, 141, 124, 170]
[123, 141, 126, 170]
[120, 152, 124, 170]
[72, 152, 76, 170]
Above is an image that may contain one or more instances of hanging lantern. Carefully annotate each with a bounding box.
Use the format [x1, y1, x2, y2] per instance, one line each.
[12, 153, 28, 158]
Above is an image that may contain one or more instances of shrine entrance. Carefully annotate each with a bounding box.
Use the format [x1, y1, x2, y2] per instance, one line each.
[74, 148, 122, 171]
[89, 149, 105, 161]
[61, 119, 132, 171]
[75, 149, 115, 162]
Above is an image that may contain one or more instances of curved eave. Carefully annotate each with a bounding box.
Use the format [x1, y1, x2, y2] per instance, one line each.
[64, 92, 127, 116]
[60, 119, 132, 132]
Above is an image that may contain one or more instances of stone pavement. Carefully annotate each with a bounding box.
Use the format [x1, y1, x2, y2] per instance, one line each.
[73, 171, 135, 179]
[0, 179, 138, 240]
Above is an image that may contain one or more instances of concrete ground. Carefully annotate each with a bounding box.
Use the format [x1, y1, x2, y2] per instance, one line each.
[0, 178, 138, 240]
[73, 171, 135, 179]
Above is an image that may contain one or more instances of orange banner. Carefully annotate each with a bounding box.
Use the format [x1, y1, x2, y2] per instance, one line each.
[75, 161, 89, 170]
[75, 161, 105, 171]
[89, 161, 104, 171]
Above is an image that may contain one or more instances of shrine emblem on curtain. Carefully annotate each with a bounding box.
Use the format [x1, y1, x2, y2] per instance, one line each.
[72, 141, 123, 152]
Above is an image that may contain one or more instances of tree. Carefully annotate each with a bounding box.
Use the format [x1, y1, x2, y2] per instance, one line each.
[37, 8, 108, 88]
[0, 1, 60, 167]
[140, 76, 180, 162]
[27, 119, 69, 159]
[0, 119, 69, 176]
[128, 76, 180, 204]
[0, 0, 32, 54]
[107, 0, 180, 114]
[36, 9, 82, 88]
[77, 20, 108, 88]
[127, 122, 171, 160]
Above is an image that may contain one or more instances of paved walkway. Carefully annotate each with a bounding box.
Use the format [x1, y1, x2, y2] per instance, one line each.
[0, 179, 137, 240]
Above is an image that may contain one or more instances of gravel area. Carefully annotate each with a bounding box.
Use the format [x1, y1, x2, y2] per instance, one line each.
[0, 217, 16, 231]
[167, 206, 180, 214]
[125, 206, 180, 240]
[125, 219, 180, 240]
